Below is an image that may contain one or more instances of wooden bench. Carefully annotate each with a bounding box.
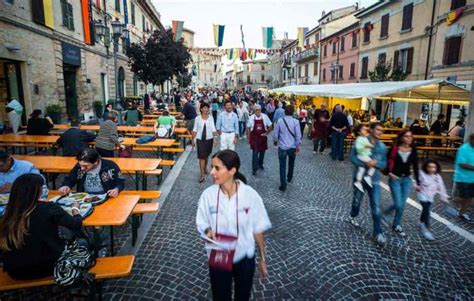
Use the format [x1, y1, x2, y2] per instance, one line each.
[177, 134, 192, 147]
[162, 147, 185, 159]
[417, 146, 458, 158]
[0, 255, 135, 296]
[131, 203, 160, 246]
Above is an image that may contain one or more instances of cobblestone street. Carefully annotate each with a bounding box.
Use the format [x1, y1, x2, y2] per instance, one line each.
[104, 138, 474, 300]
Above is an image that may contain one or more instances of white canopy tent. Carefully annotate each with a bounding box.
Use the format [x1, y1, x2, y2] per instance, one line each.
[271, 79, 470, 105]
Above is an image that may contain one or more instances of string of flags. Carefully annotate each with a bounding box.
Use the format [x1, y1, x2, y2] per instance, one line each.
[171, 20, 184, 42]
[190, 47, 282, 61]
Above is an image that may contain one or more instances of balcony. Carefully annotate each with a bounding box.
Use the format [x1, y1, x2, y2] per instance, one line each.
[294, 47, 319, 63]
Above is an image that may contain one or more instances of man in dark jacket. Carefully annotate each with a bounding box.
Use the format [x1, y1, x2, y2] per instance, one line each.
[58, 148, 124, 197]
[56, 119, 96, 156]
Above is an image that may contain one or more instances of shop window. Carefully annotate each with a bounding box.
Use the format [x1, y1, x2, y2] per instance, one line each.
[443, 36, 462, 65]
[380, 14, 389, 38]
[360, 57, 368, 79]
[401, 3, 413, 31]
[451, 0, 466, 11]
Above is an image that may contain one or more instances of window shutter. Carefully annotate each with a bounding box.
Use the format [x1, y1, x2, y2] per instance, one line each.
[380, 14, 389, 37]
[352, 32, 357, 48]
[350, 63, 355, 78]
[402, 4, 413, 30]
[323, 69, 326, 80]
[332, 42, 336, 54]
[314, 62, 318, 76]
[60, 0, 68, 26]
[451, 0, 466, 11]
[444, 36, 462, 65]
[406, 48, 414, 74]
[339, 65, 343, 79]
[67, 3, 74, 30]
[32, 0, 46, 25]
[361, 57, 368, 78]
[393, 50, 400, 69]
[340, 36, 345, 51]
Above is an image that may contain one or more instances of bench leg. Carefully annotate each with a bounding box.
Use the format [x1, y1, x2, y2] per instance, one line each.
[135, 172, 140, 191]
[132, 215, 138, 247]
[142, 172, 147, 190]
[110, 226, 114, 256]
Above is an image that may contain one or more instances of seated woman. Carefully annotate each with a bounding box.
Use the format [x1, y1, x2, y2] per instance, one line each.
[154, 110, 176, 138]
[26, 109, 54, 135]
[0, 173, 82, 279]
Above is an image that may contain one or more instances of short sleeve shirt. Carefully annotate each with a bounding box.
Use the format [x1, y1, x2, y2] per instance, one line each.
[157, 116, 175, 126]
[454, 143, 474, 183]
[84, 162, 105, 194]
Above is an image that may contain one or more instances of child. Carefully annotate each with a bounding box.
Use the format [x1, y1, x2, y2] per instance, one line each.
[353, 124, 375, 192]
[417, 159, 449, 241]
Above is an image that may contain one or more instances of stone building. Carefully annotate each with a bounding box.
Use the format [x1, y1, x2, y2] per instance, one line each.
[241, 59, 272, 91]
[0, 0, 163, 126]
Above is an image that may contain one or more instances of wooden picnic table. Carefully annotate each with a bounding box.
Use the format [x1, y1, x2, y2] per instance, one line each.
[80, 125, 155, 133]
[0, 134, 58, 148]
[83, 195, 139, 227]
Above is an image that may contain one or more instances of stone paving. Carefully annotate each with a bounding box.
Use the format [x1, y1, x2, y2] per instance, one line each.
[102, 137, 474, 300]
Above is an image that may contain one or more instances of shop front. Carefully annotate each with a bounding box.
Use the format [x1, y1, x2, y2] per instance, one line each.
[0, 59, 25, 131]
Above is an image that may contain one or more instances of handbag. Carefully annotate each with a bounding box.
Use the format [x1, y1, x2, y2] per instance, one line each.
[118, 146, 132, 158]
[208, 184, 238, 272]
[54, 240, 96, 287]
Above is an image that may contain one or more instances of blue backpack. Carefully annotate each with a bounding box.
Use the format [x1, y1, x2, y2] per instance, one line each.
[136, 135, 157, 144]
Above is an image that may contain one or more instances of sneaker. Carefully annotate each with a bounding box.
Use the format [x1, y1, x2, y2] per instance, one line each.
[259, 165, 264, 170]
[349, 217, 360, 228]
[313, 151, 317, 155]
[252, 171, 257, 176]
[459, 213, 473, 223]
[363, 176, 373, 188]
[354, 181, 364, 192]
[278, 185, 286, 192]
[393, 225, 406, 237]
[420, 223, 435, 241]
[375, 234, 386, 246]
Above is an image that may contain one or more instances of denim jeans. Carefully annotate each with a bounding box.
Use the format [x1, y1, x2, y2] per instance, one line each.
[239, 121, 246, 137]
[313, 138, 326, 152]
[420, 201, 432, 228]
[350, 181, 383, 236]
[278, 148, 296, 188]
[385, 176, 413, 228]
[331, 131, 345, 160]
[252, 150, 265, 172]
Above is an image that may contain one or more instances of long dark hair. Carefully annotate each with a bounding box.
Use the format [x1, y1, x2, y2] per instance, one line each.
[0, 173, 44, 251]
[395, 129, 413, 146]
[212, 150, 247, 184]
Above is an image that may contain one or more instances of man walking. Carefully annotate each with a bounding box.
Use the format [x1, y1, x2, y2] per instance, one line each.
[453, 133, 474, 223]
[329, 105, 349, 161]
[181, 99, 197, 135]
[247, 104, 272, 175]
[273, 105, 301, 192]
[273, 102, 285, 124]
[216, 100, 239, 151]
[349, 122, 387, 245]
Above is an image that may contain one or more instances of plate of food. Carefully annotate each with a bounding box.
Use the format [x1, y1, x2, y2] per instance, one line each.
[0, 194, 9, 206]
[61, 203, 93, 219]
[50, 193, 108, 206]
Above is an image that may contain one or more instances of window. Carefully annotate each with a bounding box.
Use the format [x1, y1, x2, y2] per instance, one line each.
[401, 3, 413, 31]
[305, 38, 309, 46]
[261, 75, 265, 82]
[323, 44, 327, 57]
[332, 42, 337, 55]
[247, 75, 251, 84]
[313, 62, 318, 76]
[5, 0, 14, 4]
[378, 53, 387, 65]
[380, 14, 389, 38]
[131, 2, 135, 25]
[330, 69, 335, 81]
[393, 47, 414, 74]
[451, 0, 466, 11]
[363, 22, 371, 43]
[339, 65, 343, 79]
[443, 36, 462, 65]
[60, 0, 74, 31]
[352, 32, 357, 48]
[349, 63, 355, 78]
[115, 0, 120, 13]
[298, 66, 302, 78]
[305, 64, 309, 77]
[340, 36, 345, 52]
[142, 15, 146, 31]
[261, 65, 265, 71]
[360, 57, 368, 79]
[322, 69, 326, 81]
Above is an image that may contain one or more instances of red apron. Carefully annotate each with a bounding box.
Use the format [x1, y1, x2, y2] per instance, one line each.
[250, 118, 267, 151]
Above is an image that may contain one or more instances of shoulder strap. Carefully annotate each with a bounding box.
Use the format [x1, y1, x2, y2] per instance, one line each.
[282, 118, 296, 139]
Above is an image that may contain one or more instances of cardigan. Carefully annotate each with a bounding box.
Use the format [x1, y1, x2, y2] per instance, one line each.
[387, 144, 420, 185]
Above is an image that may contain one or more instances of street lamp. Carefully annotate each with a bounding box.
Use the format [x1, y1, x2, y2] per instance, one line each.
[110, 18, 128, 112]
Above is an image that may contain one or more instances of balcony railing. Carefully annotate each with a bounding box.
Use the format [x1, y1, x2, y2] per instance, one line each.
[294, 47, 319, 62]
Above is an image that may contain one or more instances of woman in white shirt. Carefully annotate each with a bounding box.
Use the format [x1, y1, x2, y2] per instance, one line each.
[192, 103, 217, 183]
[196, 150, 271, 301]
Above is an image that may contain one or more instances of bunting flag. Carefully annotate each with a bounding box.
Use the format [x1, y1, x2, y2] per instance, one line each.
[262, 27, 273, 48]
[227, 48, 234, 60]
[213, 24, 225, 47]
[447, 7, 465, 26]
[31, 0, 55, 29]
[297, 27, 308, 48]
[248, 48, 256, 60]
[172, 20, 184, 42]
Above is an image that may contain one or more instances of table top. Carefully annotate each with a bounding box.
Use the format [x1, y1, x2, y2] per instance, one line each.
[80, 125, 155, 133]
[14, 155, 162, 173]
[83, 194, 139, 226]
[121, 137, 175, 147]
[0, 134, 58, 143]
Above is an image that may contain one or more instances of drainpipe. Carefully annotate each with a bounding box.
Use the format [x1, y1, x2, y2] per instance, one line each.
[424, 0, 437, 80]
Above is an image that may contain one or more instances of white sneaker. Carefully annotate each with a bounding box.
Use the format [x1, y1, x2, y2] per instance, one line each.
[393, 225, 406, 237]
[354, 181, 364, 192]
[363, 176, 373, 188]
[313, 151, 317, 155]
[350, 217, 360, 228]
[375, 234, 386, 246]
[420, 223, 435, 241]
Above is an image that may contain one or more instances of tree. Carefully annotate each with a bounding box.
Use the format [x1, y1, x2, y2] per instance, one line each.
[369, 60, 392, 82]
[176, 72, 192, 88]
[126, 29, 192, 89]
[390, 67, 408, 81]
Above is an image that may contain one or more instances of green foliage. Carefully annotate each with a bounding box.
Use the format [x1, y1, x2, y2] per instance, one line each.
[369, 60, 392, 82]
[126, 29, 192, 87]
[390, 67, 408, 81]
[92, 101, 103, 108]
[45, 103, 62, 114]
[176, 72, 192, 88]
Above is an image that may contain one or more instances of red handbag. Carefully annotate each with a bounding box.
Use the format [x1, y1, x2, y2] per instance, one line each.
[208, 185, 238, 272]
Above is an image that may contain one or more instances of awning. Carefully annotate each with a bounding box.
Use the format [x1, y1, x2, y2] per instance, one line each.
[271, 79, 470, 105]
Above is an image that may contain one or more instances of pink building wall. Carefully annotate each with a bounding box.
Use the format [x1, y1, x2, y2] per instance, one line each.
[320, 24, 360, 84]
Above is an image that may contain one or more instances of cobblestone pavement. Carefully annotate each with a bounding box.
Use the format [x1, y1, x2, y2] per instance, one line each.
[102, 137, 473, 300]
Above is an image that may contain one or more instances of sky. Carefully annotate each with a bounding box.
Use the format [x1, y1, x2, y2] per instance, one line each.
[151, 0, 379, 49]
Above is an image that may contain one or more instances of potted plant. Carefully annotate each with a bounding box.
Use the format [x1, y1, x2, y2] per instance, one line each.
[93, 101, 103, 118]
[45, 103, 62, 124]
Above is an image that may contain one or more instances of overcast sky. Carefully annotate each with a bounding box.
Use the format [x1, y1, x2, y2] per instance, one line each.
[151, 0, 379, 49]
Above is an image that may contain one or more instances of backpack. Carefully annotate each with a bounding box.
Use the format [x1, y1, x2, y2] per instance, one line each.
[54, 240, 96, 287]
[136, 135, 157, 144]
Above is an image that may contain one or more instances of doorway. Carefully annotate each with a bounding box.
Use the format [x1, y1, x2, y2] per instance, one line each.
[0, 60, 25, 126]
[63, 66, 78, 121]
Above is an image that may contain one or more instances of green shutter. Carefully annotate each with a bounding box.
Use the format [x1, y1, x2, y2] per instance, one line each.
[104, 27, 111, 47]
[61, 0, 68, 26]
[67, 3, 74, 30]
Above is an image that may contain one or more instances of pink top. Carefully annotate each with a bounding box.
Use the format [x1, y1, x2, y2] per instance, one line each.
[416, 171, 449, 203]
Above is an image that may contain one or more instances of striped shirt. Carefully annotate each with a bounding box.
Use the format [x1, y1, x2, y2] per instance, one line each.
[96, 120, 119, 151]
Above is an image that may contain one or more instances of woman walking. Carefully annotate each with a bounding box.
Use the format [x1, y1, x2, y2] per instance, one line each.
[96, 110, 123, 157]
[196, 150, 271, 301]
[384, 129, 420, 236]
[192, 103, 217, 183]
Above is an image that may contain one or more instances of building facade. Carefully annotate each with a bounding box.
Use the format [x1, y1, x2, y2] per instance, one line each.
[241, 59, 272, 90]
[294, 27, 320, 85]
[0, 0, 163, 126]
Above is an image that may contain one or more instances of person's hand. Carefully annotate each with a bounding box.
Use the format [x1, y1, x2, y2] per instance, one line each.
[0, 183, 12, 193]
[119, 144, 126, 150]
[261, 133, 267, 137]
[205, 228, 216, 240]
[367, 160, 377, 168]
[191, 140, 196, 148]
[107, 188, 120, 198]
[296, 146, 301, 154]
[233, 137, 238, 144]
[415, 185, 421, 192]
[388, 173, 399, 180]
[58, 186, 71, 195]
[258, 259, 268, 279]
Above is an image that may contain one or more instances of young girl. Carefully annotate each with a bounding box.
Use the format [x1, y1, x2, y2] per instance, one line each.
[417, 159, 449, 241]
[353, 124, 375, 192]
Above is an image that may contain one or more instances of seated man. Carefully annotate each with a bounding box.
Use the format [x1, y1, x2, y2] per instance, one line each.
[56, 119, 96, 156]
[58, 148, 124, 197]
[0, 149, 42, 193]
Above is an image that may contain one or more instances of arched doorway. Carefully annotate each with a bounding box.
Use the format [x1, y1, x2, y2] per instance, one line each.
[117, 67, 125, 101]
